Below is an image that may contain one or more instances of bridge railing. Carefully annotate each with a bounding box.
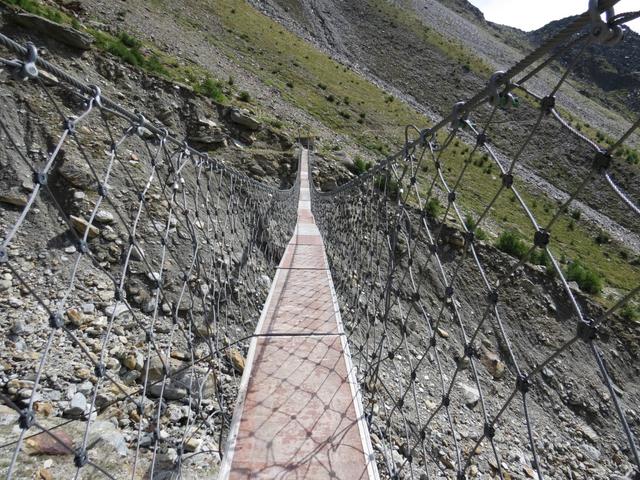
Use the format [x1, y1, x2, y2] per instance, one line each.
[312, 1, 640, 479]
[0, 31, 298, 479]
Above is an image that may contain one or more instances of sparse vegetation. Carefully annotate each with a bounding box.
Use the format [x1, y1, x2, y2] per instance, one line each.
[464, 215, 488, 241]
[496, 231, 529, 259]
[354, 155, 371, 174]
[566, 260, 603, 294]
[425, 198, 442, 218]
[197, 76, 226, 102]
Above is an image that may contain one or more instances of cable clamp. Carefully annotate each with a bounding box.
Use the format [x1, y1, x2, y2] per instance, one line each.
[450, 101, 467, 129]
[488, 71, 518, 109]
[589, 0, 625, 45]
[11, 42, 38, 80]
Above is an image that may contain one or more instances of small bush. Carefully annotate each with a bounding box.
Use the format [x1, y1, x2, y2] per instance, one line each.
[286, 81, 294, 88]
[620, 303, 639, 322]
[571, 210, 581, 220]
[238, 91, 251, 102]
[425, 198, 442, 218]
[496, 231, 528, 259]
[464, 215, 487, 241]
[339, 111, 351, 120]
[318, 83, 327, 90]
[119, 32, 141, 49]
[595, 230, 610, 245]
[529, 250, 550, 268]
[199, 77, 225, 102]
[326, 94, 335, 102]
[566, 260, 603, 294]
[353, 155, 371, 174]
[374, 175, 400, 200]
[7, 0, 64, 23]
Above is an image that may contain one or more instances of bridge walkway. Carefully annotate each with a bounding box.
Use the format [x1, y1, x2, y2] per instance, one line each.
[219, 149, 378, 479]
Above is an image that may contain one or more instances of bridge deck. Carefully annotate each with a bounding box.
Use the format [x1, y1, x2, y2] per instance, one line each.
[220, 150, 377, 479]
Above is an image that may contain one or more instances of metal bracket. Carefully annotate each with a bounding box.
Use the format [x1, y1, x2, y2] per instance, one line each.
[589, 0, 625, 45]
[11, 42, 38, 80]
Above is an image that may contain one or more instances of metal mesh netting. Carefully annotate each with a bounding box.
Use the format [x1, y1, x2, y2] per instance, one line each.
[311, 3, 640, 480]
[0, 33, 298, 479]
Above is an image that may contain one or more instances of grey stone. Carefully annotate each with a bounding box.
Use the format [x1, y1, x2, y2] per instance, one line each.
[148, 383, 187, 400]
[0, 278, 11, 292]
[0, 187, 28, 207]
[580, 443, 601, 462]
[460, 383, 480, 408]
[229, 108, 261, 131]
[88, 421, 128, 457]
[64, 392, 87, 418]
[11, 13, 94, 50]
[105, 304, 129, 318]
[95, 210, 115, 224]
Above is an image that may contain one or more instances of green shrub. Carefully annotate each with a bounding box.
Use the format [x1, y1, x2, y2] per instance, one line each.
[374, 175, 399, 200]
[566, 260, 603, 294]
[7, 0, 64, 23]
[620, 303, 639, 322]
[464, 215, 487, 240]
[496, 231, 528, 259]
[353, 155, 371, 174]
[529, 250, 550, 267]
[425, 198, 442, 218]
[198, 77, 225, 102]
[238, 90, 251, 102]
[119, 32, 141, 49]
[595, 230, 610, 245]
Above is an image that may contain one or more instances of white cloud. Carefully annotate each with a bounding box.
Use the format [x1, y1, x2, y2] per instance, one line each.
[468, 0, 640, 32]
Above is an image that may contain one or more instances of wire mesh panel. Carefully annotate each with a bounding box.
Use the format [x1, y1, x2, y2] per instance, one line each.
[0, 34, 298, 479]
[312, 3, 640, 479]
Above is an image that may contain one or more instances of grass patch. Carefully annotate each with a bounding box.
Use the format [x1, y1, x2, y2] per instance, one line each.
[202, 0, 428, 154]
[496, 231, 528, 259]
[354, 155, 372, 174]
[4, 0, 68, 23]
[415, 130, 638, 297]
[566, 260, 603, 294]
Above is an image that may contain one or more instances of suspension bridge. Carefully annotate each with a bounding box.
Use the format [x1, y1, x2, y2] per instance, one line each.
[0, 0, 639, 479]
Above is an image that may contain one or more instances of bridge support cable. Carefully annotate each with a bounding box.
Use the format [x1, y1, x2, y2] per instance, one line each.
[311, 2, 640, 479]
[0, 33, 298, 479]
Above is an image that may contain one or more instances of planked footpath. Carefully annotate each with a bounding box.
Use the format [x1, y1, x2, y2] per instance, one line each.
[219, 149, 378, 479]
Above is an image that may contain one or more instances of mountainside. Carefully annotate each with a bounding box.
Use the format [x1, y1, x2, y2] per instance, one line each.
[1, 0, 640, 478]
[527, 16, 640, 117]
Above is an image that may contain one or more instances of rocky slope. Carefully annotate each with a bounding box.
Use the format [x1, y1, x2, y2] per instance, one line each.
[0, 0, 639, 478]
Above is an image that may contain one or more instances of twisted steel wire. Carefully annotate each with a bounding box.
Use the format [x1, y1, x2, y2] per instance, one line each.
[312, 4, 639, 480]
[0, 33, 299, 479]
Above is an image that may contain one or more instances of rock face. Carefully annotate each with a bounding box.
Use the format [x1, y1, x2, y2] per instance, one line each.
[229, 108, 261, 131]
[187, 117, 227, 148]
[10, 13, 94, 50]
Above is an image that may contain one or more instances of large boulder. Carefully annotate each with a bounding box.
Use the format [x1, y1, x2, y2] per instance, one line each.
[187, 117, 227, 148]
[228, 108, 261, 131]
[10, 13, 94, 50]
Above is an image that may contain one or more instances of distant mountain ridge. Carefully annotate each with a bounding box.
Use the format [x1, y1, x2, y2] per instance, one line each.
[527, 16, 640, 116]
[437, 0, 640, 117]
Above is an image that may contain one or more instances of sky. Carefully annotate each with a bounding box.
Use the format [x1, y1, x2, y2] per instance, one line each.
[467, 0, 640, 33]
